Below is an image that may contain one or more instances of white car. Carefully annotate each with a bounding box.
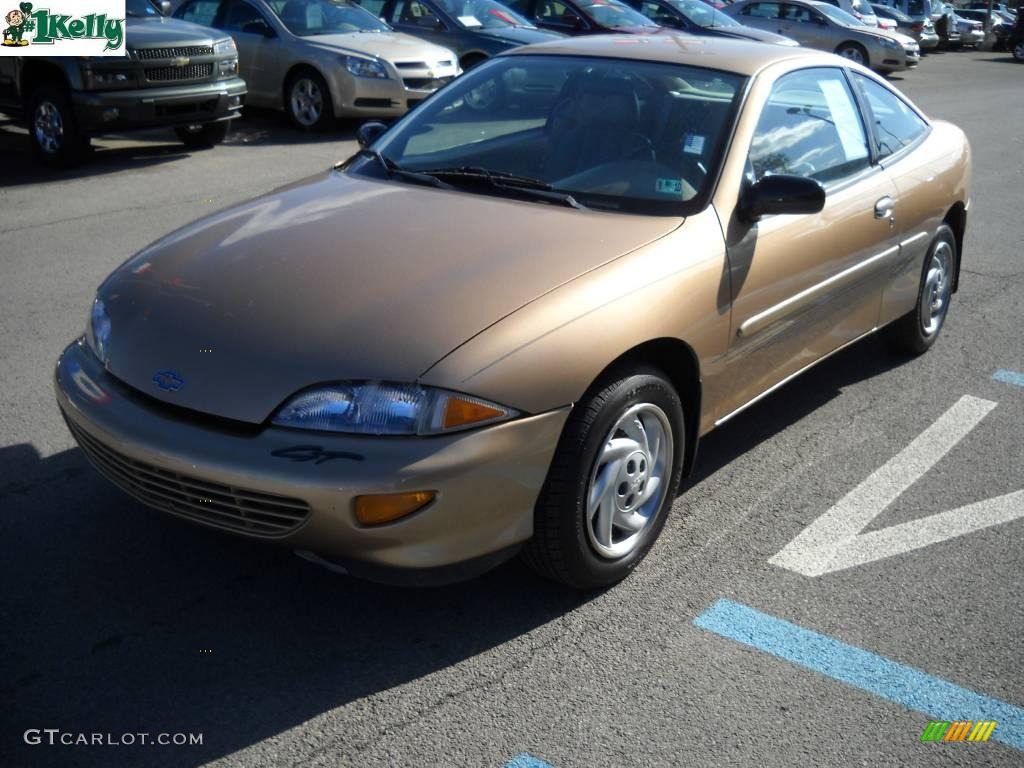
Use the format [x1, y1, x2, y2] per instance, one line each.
[817, 0, 880, 26]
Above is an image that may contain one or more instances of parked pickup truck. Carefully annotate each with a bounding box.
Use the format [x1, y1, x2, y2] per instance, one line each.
[0, 0, 246, 166]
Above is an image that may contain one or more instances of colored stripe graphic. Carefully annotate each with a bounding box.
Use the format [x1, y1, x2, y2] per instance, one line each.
[993, 369, 1024, 388]
[921, 721, 949, 741]
[505, 753, 555, 768]
[693, 599, 1024, 752]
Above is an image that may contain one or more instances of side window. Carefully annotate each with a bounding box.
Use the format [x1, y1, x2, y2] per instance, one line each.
[359, 0, 387, 16]
[743, 3, 782, 18]
[393, 0, 441, 26]
[749, 68, 870, 184]
[222, 0, 268, 31]
[537, 0, 583, 25]
[781, 3, 814, 21]
[179, 0, 221, 26]
[639, 0, 673, 23]
[503, 0, 530, 13]
[850, 73, 928, 159]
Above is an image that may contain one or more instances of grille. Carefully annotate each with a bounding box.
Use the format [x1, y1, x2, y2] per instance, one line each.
[145, 63, 213, 83]
[395, 60, 453, 69]
[403, 76, 453, 91]
[67, 420, 311, 538]
[136, 45, 213, 60]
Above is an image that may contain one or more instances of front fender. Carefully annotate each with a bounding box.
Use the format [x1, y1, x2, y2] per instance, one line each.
[419, 208, 733, 434]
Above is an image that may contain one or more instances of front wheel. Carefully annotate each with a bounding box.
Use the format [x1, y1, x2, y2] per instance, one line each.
[175, 121, 230, 148]
[286, 70, 333, 131]
[523, 368, 685, 590]
[835, 42, 868, 66]
[1013, 41, 1024, 61]
[884, 224, 957, 355]
[28, 83, 87, 167]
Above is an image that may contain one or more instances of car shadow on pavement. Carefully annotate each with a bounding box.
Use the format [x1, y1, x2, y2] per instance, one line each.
[0, 441, 588, 768]
[684, 333, 904, 489]
[0, 111, 358, 189]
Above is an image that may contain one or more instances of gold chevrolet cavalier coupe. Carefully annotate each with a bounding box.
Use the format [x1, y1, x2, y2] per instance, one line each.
[56, 35, 970, 589]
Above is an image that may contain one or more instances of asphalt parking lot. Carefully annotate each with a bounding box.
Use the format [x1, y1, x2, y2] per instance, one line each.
[2, 48, 1023, 768]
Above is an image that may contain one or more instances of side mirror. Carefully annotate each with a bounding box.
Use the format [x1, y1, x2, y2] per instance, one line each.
[157, 0, 172, 14]
[740, 174, 825, 221]
[242, 20, 275, 36]
[357, 120, 388, 148]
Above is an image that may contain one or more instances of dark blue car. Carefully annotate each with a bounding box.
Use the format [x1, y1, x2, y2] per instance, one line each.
[357, 0, 564, 69]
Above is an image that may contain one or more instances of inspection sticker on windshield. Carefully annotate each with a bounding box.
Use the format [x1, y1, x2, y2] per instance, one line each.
[683, 133, 705, 155]
[458, 15, 482, 26]
[656, 178, 684, 197]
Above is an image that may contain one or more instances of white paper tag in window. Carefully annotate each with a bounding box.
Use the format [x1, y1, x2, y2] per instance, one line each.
[458, 15, 483, 26]
[683, 133, 705, 155]
[819, 79, 868, 162]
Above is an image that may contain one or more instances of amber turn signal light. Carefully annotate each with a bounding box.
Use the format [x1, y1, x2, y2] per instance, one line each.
[442, 397, 506, 430]
[354, 491, 435, 526]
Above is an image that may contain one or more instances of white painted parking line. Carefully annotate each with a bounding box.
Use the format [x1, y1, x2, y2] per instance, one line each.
[771, 396, 1024, 577]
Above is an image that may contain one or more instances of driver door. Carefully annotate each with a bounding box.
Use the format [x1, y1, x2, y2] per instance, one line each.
[220, 0, 279, 102]
[716, 67, 900, 420]
[776, 2, 834, 47]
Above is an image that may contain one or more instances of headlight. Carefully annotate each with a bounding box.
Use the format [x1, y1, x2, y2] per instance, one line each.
[882, 36, 901, 48]
[271, 382, 518, 435]
[214, 38, 237, 55]
[344, 56, 388, 79]
[85, 297, 111, 365]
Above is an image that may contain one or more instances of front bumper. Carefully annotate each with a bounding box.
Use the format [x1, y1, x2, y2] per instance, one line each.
[918, 32, 940, 49]
[876, 46, 911, 72]
[56, 339, 569, 583]
[325, 65, 459, 118]
[71, 77, 247, 134]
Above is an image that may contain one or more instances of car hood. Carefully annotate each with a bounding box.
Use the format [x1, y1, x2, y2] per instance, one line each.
[855, 26, 913, 44]
[98, 171, 680, 424]
[304, 31, 455, 61]
[126, 15, 221, 45]
[705, 25, 795, 44]
[477, 26, 565, 45]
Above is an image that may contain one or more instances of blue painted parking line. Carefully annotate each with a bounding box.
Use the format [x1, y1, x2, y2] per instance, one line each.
[993, 369, 1024, 388]
[694, 599, 1024, 752]
[505, 753, 555, 768]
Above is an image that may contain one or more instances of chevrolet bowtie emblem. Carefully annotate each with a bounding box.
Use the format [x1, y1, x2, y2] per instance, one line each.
[171, 56, 190, 67]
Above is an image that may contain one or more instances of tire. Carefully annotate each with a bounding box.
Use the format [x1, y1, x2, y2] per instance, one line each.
[522, 367, 686, 590]
[285, 69, 333, 131]
[459, 53, 487, 71]
[883, 224, 957, 355]
[835, 42, 868, 66]
[1013, 41, 1024, 61]
[28, 83, 87, 167]
[175, 120, 230, 148]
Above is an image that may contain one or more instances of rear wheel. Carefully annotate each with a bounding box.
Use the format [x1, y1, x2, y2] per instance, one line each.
[28, 83, 87, 167]
[884, 224, 956, 355]
[175, 121, 230, 148]
[835, 42, 868, 66]
[1013, 40, 1024, 61]
[286, 69, 333, 131]
[523, 368, 685, 590]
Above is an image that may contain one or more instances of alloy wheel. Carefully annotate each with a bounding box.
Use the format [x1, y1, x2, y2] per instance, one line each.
[838, 46, 865, 64]
[290, 78, 323, 127]
[585, 403, 673, 559]
[920, 240, 953, 337]
[33, 100, 63, 155]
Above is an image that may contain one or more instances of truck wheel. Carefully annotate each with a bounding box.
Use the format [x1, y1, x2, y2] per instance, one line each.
[28, 83, 87, 167]
[175, 121, 230, 148]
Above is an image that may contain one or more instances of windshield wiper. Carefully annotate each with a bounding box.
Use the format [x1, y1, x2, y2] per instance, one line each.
[418, 166, 585, 209]
[358, 148, 453, 190]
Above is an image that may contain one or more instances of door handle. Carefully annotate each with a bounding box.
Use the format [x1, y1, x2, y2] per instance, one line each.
[874, 196, 895, 220]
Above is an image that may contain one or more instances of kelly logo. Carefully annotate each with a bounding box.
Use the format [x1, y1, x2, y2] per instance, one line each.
[2, 1, 125, 55]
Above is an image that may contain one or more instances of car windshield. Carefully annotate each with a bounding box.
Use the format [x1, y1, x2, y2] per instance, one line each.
[816, 3, 865, 26]
[355, 55, 744, 215]
[579, 0, 660, 27]
[267, 0, 390, 34]
[127, 0, 163, 17]
[436, 0, 536, 28]
[874, 5, 911, 22]
[666, 0, 740, 27]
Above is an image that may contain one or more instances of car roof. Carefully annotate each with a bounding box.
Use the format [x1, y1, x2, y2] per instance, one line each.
[504, 34, 835, 77]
